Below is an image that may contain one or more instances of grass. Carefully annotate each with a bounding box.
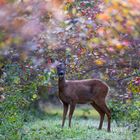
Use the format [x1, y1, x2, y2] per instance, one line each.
[20, 106, 139, 140]
[1, 105, 139, 140]
[43, 105, 99, 119]
[21, 117, 139, 140]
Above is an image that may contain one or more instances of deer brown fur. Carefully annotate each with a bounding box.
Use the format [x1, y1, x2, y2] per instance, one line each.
[57, 63, 111, 132]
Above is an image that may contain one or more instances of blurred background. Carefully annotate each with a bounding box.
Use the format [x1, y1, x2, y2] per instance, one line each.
[0, 0, 140, 139]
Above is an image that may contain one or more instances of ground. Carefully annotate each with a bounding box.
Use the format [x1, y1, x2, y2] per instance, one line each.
[19, 106, 139, 140]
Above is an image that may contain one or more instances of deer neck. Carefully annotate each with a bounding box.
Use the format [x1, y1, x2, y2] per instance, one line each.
[58, 76, 66, 93]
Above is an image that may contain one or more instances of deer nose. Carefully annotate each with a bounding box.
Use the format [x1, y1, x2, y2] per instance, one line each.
[59, 71, 64, 75]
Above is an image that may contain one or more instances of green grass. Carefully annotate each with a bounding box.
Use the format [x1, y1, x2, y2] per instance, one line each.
[21, 117, 137, 140]
[20, 106, 139, 140]
[1, 106, 139, 140]
[43, 105, 99, 119]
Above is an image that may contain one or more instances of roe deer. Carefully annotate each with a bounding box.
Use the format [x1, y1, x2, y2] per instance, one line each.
[57, 63, 111, 132]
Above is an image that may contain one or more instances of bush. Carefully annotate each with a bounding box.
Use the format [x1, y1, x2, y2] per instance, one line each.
[108, 94, 140, 131]
[0, 63, 47, 139]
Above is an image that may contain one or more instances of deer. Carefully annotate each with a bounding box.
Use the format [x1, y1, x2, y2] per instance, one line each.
[56, 63, 111, 132]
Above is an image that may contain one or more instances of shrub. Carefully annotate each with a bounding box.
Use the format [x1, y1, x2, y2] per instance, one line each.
[109, 94, 140, 131]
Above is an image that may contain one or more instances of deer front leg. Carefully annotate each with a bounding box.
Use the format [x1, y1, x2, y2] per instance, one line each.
[62, 103, 69, 127]
[68, 103, 76, 127]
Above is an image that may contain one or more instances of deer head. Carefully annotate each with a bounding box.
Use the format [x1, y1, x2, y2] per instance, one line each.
[56, 62, 66, 79]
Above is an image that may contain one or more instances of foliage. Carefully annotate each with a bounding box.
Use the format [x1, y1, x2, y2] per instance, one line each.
[0, 85, 28, 139]
[0, 63, 56, 139]
[108, 94, 140, 132]
[0, 0, 140, 139]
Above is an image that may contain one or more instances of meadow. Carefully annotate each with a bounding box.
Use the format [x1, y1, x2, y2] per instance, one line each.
[23, 108, 140, 140]
[1, 106, 139, 140]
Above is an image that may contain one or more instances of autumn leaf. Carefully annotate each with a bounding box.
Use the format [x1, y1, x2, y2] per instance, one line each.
[0, 0, 6, 5]
[95, 59, 105, 66]
[98, 13, 110, 20]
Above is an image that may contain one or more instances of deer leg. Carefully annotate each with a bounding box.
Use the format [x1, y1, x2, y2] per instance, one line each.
[62, 103, 69, 127]
[91, 102, 105, 130]
[68, 103, 76, 127]
[96, 101, 111, 132]
[104, 104, 111, 132]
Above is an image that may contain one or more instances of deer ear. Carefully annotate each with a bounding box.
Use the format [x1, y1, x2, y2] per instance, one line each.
[58, 59, 65, 65]
[63, 61, 66, 66]
[63, 61, 67, 68]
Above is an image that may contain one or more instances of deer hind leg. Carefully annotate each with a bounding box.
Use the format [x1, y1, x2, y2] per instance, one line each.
[91, 102, 105, 130]
[68, 103, 76, 127]
[95, 101, 111, 132]
[104, 104, 111, 132]
[62, 102, 69, 127]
